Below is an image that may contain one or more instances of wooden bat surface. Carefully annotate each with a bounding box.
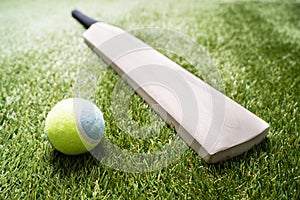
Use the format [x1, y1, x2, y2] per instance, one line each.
[83, 22, 269, 163]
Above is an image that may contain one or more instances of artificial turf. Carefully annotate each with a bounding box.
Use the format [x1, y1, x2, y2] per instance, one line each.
[0, 0, 299, 199]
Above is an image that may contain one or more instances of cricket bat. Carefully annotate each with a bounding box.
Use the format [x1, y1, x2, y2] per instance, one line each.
[72, 10, 269, 163]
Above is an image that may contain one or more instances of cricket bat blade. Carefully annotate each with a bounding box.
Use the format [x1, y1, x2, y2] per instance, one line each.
[73, 10, 269, 163]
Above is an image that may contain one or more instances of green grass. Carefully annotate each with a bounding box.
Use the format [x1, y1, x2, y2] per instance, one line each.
[0, 0, 299, 199]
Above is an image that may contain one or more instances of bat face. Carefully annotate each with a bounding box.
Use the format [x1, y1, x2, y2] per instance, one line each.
[82, 22, 269, 163]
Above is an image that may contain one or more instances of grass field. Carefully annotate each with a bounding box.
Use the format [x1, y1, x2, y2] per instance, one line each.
[0, 0, 299, 199]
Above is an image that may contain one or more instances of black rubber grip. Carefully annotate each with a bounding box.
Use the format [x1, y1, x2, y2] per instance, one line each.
[72, 9, 98, 29]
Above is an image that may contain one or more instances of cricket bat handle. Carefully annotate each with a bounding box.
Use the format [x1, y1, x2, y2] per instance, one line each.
[72, 9, 98, 29]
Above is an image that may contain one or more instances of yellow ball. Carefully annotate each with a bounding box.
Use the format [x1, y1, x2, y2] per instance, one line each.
[45, 98, 105, 155]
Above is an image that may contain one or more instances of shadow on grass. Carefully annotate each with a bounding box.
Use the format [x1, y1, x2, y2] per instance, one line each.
[47, 133, 271, 177]
[210, 138, 271, 171]
[48, 148, 101, 177]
